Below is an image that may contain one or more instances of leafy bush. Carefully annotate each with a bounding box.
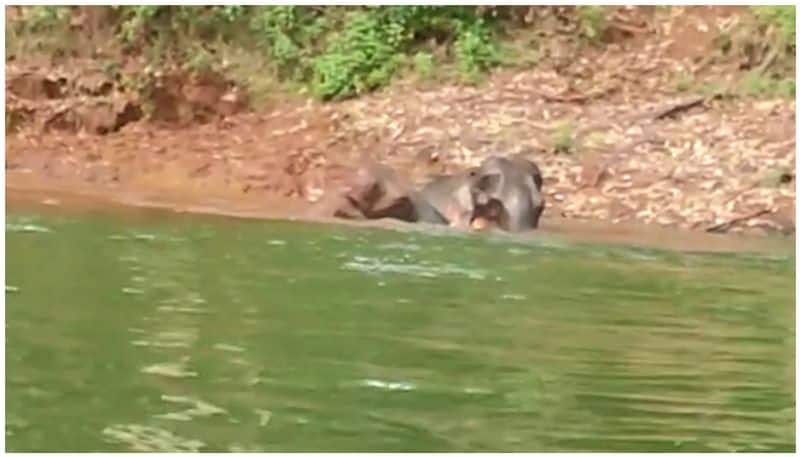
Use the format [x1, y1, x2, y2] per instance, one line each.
[7, 6, 637, 101]
[7, 6, 508, 99]
[311, 11, 405, 99]
[310, 6, 501, 98]
[17, 6, 71, 32]
[116, 6, 164, 45]
[249, 6, 328, 81]
[454, 20, 501, 82]
[6, 6, 75, 59]
[412, 51, 435, 80]
[751, 6, 796, 49]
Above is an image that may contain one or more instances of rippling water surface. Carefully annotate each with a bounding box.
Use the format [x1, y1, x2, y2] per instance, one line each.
[5, 208, 795, 451]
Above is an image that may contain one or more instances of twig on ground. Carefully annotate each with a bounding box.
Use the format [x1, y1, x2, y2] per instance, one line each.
[532, 86, 617, 104]
[607, 20, 650, 36]
[705, 208, 772, 233]
[755, 46, 780, 75]
[648, 96, 706, 121]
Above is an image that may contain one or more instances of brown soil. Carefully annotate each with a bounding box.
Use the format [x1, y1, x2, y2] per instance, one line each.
[5, 6, 796, 241]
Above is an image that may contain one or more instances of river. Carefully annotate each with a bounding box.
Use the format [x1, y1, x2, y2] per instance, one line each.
[5, 200, 795, 451]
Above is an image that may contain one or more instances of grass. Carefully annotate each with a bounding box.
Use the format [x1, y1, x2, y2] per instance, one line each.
[673, 72, 694, 93]
[551, 119, 577, 154]
[750, 6, 795, 48]
[577, 6, 608, 45]
[737, 71, 795, 98]
[412, 51, 435, 81]
[669, 68, 795, 99]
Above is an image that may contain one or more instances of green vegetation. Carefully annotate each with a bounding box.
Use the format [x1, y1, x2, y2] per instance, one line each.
[671, 71, 795, 100]
[712, 6, 796, 82]
[551, 120, 577, 154]
[92, 6, 509, 100]
[6, 6, 74, 57]
[412, 51, 436, 80]
[751, 6, 795, 50]
[737, 71, 796, 98]
[673, 71, 694, 93]
[5, 6, 795, 104]
[453, 20, 502, 82]
[4, 6, 539, 101]
[695, 81, 727, 98]
[577, 6, 609, 45]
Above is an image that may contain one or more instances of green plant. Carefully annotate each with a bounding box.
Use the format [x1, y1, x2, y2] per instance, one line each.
[20, 6, 71, 31]
[696, 80, 728, 98]
[413, 51, 435, 80]
[182, 46, 216, 74]
[774, 78, 796, 97]
[116, 6, 164, 45]
[738, 71, 796, 98]
[751, 6, 795, 49]
[248, 6, 328, 81]
[454, 20, 501, 82]
[674, 71, 694, 92]
[99, 59, 121, 80]
[311, 11, 406, 99]
[214, 6, 247, 24]
[6, 6, 74, 58]
[11, 6, 698, 104]
[577, 6, 608, 45]
[551, 120, 576, 154]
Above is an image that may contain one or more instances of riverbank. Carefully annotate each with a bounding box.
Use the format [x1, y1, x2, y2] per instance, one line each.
[7, 176, 794, 256]
[7, 77, 795, 238]
[5, 6, 796, 238]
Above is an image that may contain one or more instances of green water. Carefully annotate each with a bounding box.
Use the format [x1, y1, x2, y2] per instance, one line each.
[5, 208, 796, 452]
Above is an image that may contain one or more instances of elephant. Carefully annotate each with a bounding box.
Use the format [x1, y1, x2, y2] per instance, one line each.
[319, 154, 546, 233]
[468, 155, 546, 232]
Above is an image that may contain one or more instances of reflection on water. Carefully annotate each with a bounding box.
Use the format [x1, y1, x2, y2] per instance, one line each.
[5, 209, 795, 452]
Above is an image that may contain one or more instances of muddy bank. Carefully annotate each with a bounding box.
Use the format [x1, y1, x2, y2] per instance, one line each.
[6, 87, 795, 238]
[7, 176, 793, 256]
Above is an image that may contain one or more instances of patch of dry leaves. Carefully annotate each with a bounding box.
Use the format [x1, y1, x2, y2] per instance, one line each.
[329, 20, 795, 236]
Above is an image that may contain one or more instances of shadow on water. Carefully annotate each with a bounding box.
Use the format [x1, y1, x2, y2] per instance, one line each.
[5, 205, 796, 451]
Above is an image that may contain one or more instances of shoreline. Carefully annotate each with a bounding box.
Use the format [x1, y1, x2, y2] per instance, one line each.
[7, 174, 793, 256]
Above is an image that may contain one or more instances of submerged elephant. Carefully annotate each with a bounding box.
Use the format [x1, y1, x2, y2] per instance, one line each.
[319, 154, 546, 233]
[322, 160, 448, 225]
[468, 155, 546, 232]
[418, 168, 484, 229]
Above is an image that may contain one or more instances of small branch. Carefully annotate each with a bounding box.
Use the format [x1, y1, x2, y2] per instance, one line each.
[705, 208, 772, 234]
[607, 20, 649, 36]
[532, 86, 616, 104]
[755, 46, 779, 75]
[648, 96, 705, 121]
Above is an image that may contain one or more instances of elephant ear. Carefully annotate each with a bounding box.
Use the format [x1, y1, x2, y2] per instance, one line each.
[475, 172, 503, 194]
